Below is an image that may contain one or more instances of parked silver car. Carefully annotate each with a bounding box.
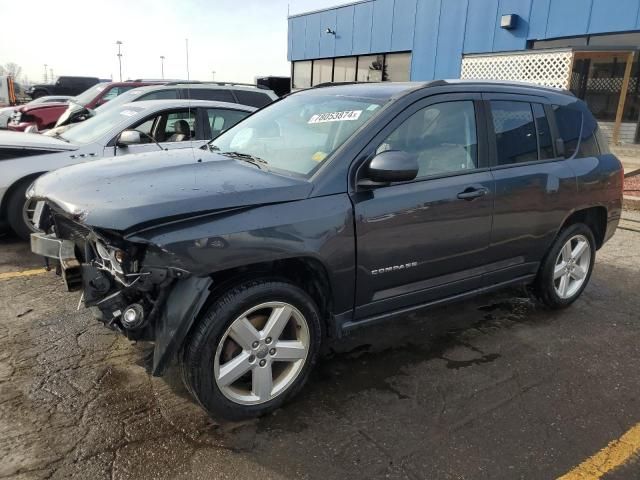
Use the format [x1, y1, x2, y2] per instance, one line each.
[0, 99, 254, 238]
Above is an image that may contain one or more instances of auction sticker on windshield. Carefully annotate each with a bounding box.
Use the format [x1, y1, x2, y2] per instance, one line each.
[308, 110, 362, 124]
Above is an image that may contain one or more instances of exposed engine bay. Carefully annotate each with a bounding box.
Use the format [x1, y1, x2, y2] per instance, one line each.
[32, 204, 188, 342]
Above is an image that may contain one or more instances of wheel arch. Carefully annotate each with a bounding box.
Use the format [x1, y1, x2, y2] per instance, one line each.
[558, 206, 608, 249]
[1, 172, 46, 222]
[152, 255, 335, 376]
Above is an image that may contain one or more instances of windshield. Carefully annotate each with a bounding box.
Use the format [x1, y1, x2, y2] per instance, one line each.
[73, 84, 106, 106]
[210, 94, 384, 176]
[94, 88, 148, 112]
[56, 106, 144, 144]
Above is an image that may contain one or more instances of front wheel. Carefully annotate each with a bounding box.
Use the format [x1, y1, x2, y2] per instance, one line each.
[181, 279, 323, 420]
[6, 179, 39, 240]
[534, 223, 596, 309]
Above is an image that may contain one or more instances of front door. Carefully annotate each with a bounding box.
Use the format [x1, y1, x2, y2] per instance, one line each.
[351, 94, 495, 319]
[114, 108, 205, 156]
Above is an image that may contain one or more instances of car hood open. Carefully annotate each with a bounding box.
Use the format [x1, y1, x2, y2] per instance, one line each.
[31, 148, 313, 232]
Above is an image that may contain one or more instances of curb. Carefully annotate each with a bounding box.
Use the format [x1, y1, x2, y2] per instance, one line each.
[623, 195, 640, 210]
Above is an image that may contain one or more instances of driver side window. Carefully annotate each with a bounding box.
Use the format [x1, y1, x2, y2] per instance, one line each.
[376, 101, 478, 179]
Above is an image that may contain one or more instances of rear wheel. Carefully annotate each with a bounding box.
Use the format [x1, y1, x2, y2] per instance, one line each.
[181, 279, 322, 420]
[534, 223, 596, 309]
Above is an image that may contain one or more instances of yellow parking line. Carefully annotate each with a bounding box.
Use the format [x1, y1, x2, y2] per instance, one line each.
[557, 423, 640, 479]
[0, 268, 47, 281]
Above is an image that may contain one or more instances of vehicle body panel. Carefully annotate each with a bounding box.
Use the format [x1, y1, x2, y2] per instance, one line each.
[8, 102, 70, 131]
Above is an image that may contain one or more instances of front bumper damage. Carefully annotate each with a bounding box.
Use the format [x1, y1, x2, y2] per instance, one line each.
[30, 227, 212, 375]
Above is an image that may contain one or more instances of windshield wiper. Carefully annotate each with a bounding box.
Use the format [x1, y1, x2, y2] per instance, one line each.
[219, 151, 269, 170]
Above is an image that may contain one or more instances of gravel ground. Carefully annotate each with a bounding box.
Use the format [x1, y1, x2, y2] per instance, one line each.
[625, 174, 640, 196]
[1, 221, 639, 480]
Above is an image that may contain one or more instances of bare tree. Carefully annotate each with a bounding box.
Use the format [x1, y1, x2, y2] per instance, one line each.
[3, 63, 22, 79]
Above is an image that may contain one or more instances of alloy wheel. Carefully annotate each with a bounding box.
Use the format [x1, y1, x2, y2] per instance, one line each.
[213, 302, 310, 405]
[553, 234, 591, 299]
[21, 198, 40, 233]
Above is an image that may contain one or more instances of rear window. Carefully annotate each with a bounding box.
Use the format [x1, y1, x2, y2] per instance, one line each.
[490, 101, 538, 165]
[138, 89, 178, 101]
[233, 90, 273, 108]
[185, 88, 235, 103]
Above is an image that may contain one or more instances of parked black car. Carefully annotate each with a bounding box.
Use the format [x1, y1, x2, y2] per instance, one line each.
[26, 76, 101, 99]
[30, 80, 623, 420]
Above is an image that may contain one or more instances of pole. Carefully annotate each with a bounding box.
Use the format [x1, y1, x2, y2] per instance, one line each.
[212, 70, 216, 81]
[116, 41, 123, 82]
[613, 51, 635, 145]
[43, 64, 48, 83]
[185, 38, 190, 81]
[160, 56, 165, 79]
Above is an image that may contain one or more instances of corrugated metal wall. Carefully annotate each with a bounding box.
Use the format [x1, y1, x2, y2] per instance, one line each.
[288, 0, 640, 80]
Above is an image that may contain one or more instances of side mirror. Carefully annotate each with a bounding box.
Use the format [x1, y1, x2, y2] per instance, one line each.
[117, 130, 141, 147]
[363, 150, 419, 184]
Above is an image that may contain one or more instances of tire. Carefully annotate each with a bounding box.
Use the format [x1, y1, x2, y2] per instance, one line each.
[181, 279, 323, 420]
[534, 223, 596, 309]
[6, 178, 38, 241]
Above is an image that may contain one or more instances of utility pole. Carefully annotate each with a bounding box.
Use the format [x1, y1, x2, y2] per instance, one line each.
[160, 55, 165, 79]
[116, 40, 123, 82]
[212, 70, 216, 81]
[43, 64, 48, 83]
[49, 68, 54, 82]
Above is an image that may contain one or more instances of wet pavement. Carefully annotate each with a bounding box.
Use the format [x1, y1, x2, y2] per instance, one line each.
[1, 224, 639, 480]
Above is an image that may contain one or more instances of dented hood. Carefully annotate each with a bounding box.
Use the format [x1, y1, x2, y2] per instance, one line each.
[31, 148, 312, 232]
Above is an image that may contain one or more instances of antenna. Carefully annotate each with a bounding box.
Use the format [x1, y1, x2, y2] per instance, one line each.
[185, 38, 190, 81]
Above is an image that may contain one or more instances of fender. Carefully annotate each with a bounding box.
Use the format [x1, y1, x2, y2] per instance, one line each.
[152, 275, 213, 375]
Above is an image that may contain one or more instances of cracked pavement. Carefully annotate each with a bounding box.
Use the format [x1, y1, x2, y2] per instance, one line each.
[1, 223, 639, 480]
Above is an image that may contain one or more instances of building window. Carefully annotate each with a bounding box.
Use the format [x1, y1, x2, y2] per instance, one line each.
[292, 61, 312, 89]
[312, 59, 333, 86]
[357, 55, 384, 82]
[384, 52, 411, 82]
[292, 52, 411, 88]
[333, 56, 357, 82]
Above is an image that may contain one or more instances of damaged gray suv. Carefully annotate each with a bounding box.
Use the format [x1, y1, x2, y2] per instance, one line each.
[30, 81, 623, 420]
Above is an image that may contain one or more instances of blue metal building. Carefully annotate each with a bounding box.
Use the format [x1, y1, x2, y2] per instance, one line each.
[288, 0, 640, 143]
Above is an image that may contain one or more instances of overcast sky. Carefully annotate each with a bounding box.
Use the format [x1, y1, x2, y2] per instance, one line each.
[0, 0, 354, 84]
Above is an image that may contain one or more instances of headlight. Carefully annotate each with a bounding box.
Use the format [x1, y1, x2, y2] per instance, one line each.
[96, 240, 125, 275]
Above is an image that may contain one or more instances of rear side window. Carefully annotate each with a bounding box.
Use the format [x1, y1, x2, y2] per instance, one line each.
[139, 89, 178, 100]
[490, 101, 538, 165]
[552, 104, 600, 158]
[233, 90, 273, 108]
[552, 105, 581, 158]
[578, 110, 600, 157]
[185, 88, 235, 103]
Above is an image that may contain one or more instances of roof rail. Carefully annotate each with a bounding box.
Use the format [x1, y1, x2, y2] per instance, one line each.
[312, 81, 367, 88]
[163, 80, 270, 90]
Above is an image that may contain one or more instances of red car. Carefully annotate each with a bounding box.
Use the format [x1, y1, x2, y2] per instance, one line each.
[8, 81, 163, 132]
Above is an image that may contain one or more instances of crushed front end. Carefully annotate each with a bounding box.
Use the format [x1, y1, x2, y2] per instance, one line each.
[31, 204, 187, 343]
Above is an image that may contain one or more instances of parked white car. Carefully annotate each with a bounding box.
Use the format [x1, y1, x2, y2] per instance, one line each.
[0, 99, 254, 238]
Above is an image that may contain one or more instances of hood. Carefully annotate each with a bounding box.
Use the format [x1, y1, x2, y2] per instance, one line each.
[55, 102, 92, 128]
[0, 130, 77, 150]
[31, 148, 313, 232]
[19, 102, 68, 113]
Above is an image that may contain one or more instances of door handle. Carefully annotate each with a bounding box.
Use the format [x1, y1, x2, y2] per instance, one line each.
[457, 186, 489, 200]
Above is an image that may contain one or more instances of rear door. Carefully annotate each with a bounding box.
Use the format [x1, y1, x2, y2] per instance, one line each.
[351, 93, 495, 319]
[481, 93, 578, 285]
